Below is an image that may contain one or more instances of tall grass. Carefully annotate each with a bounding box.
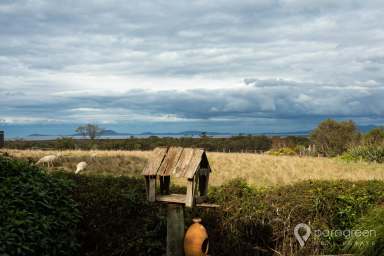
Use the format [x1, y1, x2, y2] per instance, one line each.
[2, 149, 384, 187]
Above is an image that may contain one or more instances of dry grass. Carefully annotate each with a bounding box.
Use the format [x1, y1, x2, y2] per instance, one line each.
[207, 152, 384, 187]
[1, 149, 151, 177]
[2, 149, 384, 187]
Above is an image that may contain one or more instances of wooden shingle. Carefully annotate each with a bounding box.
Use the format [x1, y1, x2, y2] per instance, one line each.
[158, 147, 184, 176]
[142, 147, 168, 176]
[171, 148, 195, 177]
[143, 147, 208, 178]
[183, 149, 205, 179]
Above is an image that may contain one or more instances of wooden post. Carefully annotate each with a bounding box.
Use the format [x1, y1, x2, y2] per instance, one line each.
[167, 204, 184, 256]
[185, 178, 195, 208]
[148, 177, 156, 202]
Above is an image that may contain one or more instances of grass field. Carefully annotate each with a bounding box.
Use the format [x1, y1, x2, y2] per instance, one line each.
[2, 149, 384, 187]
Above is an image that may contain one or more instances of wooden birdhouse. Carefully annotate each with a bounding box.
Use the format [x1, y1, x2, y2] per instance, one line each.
[142, 147, 212, 208]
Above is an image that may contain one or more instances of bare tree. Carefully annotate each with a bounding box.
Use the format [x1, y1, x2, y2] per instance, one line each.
[75, 124, 104, 140]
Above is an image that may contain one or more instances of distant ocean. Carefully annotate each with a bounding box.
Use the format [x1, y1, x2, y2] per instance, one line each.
[12, 134, 234, 141]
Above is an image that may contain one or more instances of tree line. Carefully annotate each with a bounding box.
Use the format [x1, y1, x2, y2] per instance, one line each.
[4, 120, 384, 157]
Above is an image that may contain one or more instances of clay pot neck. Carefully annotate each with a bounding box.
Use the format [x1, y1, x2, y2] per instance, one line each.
[192, 218, 202, 223]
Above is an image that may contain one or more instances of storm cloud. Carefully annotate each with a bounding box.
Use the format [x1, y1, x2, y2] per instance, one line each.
[1, 0, 384, 132]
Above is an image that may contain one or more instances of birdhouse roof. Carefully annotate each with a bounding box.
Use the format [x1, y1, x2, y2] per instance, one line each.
[142, 147, 211, 179]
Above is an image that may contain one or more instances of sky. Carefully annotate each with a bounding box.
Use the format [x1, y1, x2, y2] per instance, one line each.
[1, 0, 384, 137]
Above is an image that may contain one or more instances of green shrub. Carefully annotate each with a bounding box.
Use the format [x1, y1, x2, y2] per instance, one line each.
[364, 127, 384, 145]
[342, 145, 384, 163]
[344, 207, 384, 255]
[310, 119, 360, 156]
[199, 179, 273, 255]
[199, 179, 384, 256]
[52, 173, 166, 256]
[267, 147, 297, 156]
[0, 156, 80, 256]
[7, 164, 381, 256]
[59, 176, 383, 256]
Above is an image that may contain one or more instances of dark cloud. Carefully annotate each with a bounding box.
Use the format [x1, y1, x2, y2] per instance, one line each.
[0, 0, 383, 131]
[1, 80, 383, 124]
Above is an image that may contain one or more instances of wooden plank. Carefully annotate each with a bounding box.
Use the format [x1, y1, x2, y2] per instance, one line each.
[148, 177, 156, 202]
[195, 203, 220, 208]
[167, 204, 184, 256]
[185, 178, 195, 208]
[156, 194, 186, 204]
[158, 147, 183, 176]
[171, 148, 195, 177]
[142, 147, 168, 176]
[144, 176, 150, 199]
[183, 149, 204, 179]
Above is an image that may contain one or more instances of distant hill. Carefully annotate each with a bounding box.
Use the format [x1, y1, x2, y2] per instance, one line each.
[71, 129, 133, 136]
[139, 131, 229, 136]
[27, 125, 382, 138]
[28, 133, 51, 137]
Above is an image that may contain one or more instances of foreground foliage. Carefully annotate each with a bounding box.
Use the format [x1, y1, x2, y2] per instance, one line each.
[344, 206, 384, 255]
[52, 172, 167, 256]
[203, 179, 384, 255]
[0, 156, 80, 256]
[55, 173, 384, 256]
[2, 155, 383, 255]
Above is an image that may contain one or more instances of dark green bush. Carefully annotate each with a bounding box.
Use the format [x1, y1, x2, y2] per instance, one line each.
[58, 176, 383, 256]
[0, 156, 80, 256]
[5, 158, 382, 256]
[52, 173, 166, 256]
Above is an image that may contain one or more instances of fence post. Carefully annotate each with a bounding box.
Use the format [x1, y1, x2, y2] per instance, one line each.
[167, 204, 184, 256]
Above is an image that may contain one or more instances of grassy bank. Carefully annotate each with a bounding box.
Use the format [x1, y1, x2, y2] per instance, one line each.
[3, 149, 384, 187]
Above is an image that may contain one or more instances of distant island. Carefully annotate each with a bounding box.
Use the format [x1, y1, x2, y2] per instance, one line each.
[26, 125, 380, 139]
[29, 130, 233, 138]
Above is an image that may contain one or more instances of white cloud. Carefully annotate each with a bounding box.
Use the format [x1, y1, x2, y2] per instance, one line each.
[0, 0, 383, 130]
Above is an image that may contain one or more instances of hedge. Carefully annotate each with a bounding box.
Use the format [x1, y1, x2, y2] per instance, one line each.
[2, 155, 384, 255]
[56, 174, 384, 256]
[0, 156, 80, 256]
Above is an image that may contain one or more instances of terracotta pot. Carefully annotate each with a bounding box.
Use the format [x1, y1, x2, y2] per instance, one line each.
[184, 218, 209, 256]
